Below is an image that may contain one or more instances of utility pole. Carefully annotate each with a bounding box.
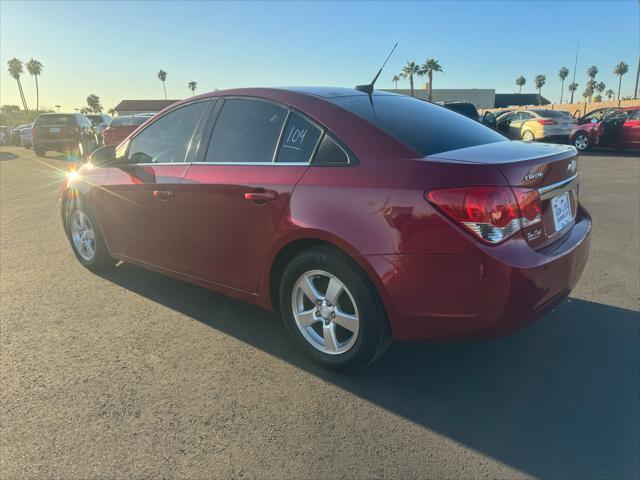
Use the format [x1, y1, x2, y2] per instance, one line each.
[634, 56, 639, 99]
[571, 38, 579, 103]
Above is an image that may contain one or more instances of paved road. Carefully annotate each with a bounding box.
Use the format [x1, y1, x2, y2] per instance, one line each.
[1, 146, 638, 479]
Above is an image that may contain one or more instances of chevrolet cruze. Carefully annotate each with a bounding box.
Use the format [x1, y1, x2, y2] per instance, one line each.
[61, 87, 591, 370]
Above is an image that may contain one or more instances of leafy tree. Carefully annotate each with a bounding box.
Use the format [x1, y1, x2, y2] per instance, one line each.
[595, 81, 606, 97]
[158, 69, 167, 99]
[515, 75, 526, 93]
[79, 106, 92, 114]
[7, 58, 28, 111]
[400, 61, 420, 97]
[558, 66, 569, 103]
[107, 108, 116, 116]
[534, 74, 546, 104]
[420, 58, 443, 101]
[1, 104, 21, 113]
[86, 94, 102, 113]
[594, 95, 602, 103]
[187, 80, 198, 96]
[613, 61, 629, 100]
[568, 82, 578, 103]
[25, 59, 43, 111]
[605, 89, 616, 100]
[391, 74, 400, 89]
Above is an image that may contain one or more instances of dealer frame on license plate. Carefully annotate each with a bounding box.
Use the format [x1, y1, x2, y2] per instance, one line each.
[551, 191, 573, 232]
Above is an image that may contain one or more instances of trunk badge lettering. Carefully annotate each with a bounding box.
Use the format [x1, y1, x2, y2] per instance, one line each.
[567, 160, 577, 172]
[524, 172, 543, 182]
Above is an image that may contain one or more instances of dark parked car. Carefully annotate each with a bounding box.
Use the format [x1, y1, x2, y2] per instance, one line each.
[442, 102, 497, 128]
[33, 113, 99, 159]
[102, 115, 150, 146]
[61, 87, 591, 370]
[569, 106, 640, 151]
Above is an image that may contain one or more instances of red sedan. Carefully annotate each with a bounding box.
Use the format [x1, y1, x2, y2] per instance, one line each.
[102, 115, 152, 146]
[570, 106, 640, 151]
[61, 87, 591, 370]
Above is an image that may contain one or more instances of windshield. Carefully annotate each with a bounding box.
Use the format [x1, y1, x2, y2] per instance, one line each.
[329, 94, 505, 156]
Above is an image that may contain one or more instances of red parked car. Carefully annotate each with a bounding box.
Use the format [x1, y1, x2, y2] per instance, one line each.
[61, 87, 591, 370]
[570, 106, 640, 151]
[102, 115, 152, 146]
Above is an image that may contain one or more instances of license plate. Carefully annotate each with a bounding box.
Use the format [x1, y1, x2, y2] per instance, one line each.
[49, 127, 60, 133]
[562, 123, 569, 129]
[551, 191, 572, 232]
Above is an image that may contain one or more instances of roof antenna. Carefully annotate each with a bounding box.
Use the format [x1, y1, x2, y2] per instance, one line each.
[355, 43, 398, 95]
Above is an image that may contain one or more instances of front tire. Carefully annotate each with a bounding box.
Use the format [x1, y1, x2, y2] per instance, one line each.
[66, 199, 116, 271]
[35, 148, 46, 157]
[279, 247, 390, 371]
[573, 132, 590, 151]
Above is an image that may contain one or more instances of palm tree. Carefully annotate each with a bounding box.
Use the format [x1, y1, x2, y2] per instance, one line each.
[107, 108, 116, 116]
[613, 61, 629, 100]
[420, 58, 443, 101]
[515, 76, 526, 93]
[7, 58, 28, 111]
[595, 81, 606, 99]
[25, 59, 43, 111]
[400, 61, 420, 97]
[187, 81, 198, 96]
[558, 66, 569, 103]
[534, 74, 546, 104]
[605, 89, 616, 101]
[391, 74, 400, 89]
[586, 65, 598, 83]
[568, 82, 578, 103]
[157, 69, 167, 99]
[585, 79, 597, 102]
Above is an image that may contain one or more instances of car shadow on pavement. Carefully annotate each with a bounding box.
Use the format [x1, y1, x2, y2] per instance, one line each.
[99, 262, 639, 479]
[0, 151, 18, 160]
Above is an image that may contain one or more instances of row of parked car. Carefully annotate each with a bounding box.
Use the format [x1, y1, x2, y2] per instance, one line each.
[443, 101, 640, 152]
[0, 112, 154, 160]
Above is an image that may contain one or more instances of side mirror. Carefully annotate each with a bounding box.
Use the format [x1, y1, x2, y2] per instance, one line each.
[88, 145, 117, 166]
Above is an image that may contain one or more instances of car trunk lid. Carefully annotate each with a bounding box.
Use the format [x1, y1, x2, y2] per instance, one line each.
[428, 141, 579, 249]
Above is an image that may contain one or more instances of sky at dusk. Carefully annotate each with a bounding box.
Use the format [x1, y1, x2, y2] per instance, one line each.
[1, 0, 638, 112]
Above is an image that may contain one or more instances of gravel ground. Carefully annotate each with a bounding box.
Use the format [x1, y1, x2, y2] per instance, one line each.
[1, 146, 638, 479]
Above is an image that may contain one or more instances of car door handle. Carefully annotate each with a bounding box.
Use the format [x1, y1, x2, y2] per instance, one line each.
[244, 191, 278, 202]
[152, 189, 174, 200]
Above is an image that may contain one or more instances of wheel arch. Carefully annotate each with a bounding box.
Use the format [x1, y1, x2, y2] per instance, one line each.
[265, 234, 390, 320]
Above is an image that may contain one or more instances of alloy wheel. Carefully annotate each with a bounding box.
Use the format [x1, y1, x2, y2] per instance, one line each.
[291, 270, 360, 355]
[574, 135, 588, 151]
[70, 210, 96, 261]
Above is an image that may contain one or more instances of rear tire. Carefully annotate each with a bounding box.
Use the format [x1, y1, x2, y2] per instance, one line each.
[35, 148, 46, 157]
[279, 247, 391, 371]
[522, 130, 535, 142]
[66, 198, 116, 271]
[573, 132, 590, 151]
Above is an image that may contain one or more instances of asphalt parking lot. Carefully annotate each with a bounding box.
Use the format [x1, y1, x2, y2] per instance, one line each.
[1, 146, 638, 479]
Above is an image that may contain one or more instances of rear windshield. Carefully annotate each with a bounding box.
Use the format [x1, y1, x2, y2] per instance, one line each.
[532, 110, 569, 118]
[110, 116, 147, 127]
[444, 103, 479, 119]
[329, 94, 506, 156]
[35, 114, 75, 126]
[85, 115, 103, 125]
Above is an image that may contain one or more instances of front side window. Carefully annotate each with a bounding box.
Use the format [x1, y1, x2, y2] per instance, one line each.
[127, 101, 208, 164]
[205, 99, 287, 163]
[276, 112, 322, 163]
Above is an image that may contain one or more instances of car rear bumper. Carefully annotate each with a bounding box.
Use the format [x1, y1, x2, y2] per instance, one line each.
[33, 138, 76, 150]
[366, 205, 592, 341]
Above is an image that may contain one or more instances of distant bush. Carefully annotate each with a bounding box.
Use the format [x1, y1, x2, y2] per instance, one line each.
[0, 106, 52, 127]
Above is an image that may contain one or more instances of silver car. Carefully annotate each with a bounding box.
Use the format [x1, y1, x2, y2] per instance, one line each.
[497, 109, 577, 142]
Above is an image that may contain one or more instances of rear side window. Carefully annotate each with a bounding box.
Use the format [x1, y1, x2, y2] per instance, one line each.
[276, 112, 322, 163]
[330, 95, 505, 157]
[627, 109, 640, 120]
[313, 135, 350, 164]
[127, 101, 208, 164]
[445, 103, 479, 120]
[206, 99, 287, 163]
[35, 114, 74, 126]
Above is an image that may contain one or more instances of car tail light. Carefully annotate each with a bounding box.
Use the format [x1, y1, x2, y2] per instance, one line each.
[537, 119, 557, 125]
[426, 186, 541, 244]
